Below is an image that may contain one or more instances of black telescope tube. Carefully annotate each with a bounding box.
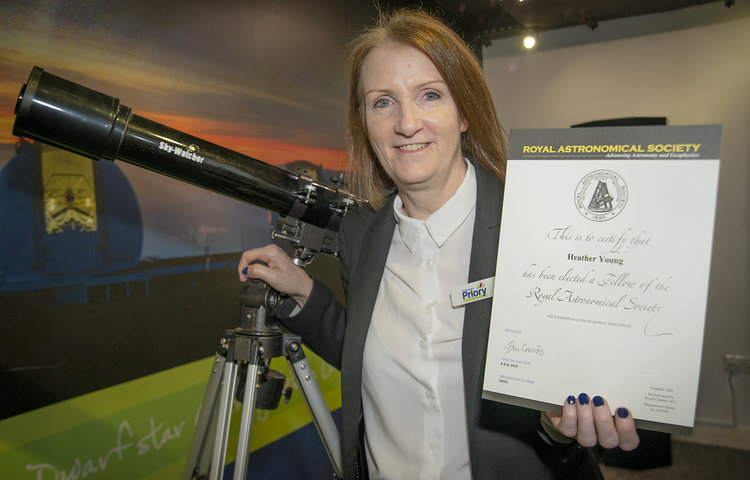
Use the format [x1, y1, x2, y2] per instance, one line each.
[13, 66, 352, 230]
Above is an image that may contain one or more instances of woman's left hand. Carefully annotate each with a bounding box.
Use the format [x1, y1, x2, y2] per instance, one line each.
[547, 393, 640, 450]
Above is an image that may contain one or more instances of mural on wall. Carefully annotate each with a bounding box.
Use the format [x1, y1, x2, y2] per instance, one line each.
[0, 0, 370, 418]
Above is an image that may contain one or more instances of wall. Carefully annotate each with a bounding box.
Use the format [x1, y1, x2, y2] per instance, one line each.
[0, 0, 364, 478]
[483, 2, 750, 431]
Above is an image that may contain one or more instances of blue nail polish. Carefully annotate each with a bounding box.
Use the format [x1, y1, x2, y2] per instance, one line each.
[578, 393, 589, 405]
[566, 395, 576, 405]
[617, 407, 629, 419]
[593, 395, 604, 407]
[242, 267, 248, 275]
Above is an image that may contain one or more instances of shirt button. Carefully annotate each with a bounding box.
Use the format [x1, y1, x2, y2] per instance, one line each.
[425, 390, 433, 399]
[426, 258, 434, 267]
[419, 340, 426, 349]
[430, 442, 438, 451]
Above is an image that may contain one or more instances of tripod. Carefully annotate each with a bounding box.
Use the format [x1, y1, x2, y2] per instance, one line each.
[183, 276, 343, 480]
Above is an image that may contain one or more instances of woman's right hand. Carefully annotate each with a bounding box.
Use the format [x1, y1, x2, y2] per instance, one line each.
[237, 244, 314, 308]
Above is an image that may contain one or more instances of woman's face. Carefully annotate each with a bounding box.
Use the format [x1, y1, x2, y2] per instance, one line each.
[360, 42, 467, 198]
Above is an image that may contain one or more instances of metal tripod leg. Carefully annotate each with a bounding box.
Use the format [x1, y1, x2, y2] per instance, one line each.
[184, 354, 225, 479]
[233, 346, 261, 480]
[183, 340, 262, 480]
[284, 337, 343, 480]
[209, 358, 238, 480]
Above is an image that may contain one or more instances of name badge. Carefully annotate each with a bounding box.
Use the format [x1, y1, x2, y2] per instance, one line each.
[450, 276, 495, 307]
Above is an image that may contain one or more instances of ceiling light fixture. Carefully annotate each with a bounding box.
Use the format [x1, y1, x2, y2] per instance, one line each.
[522, 33, 536, 49]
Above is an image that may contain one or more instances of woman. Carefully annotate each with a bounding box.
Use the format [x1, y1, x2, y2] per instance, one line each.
[239, 9, 638, 479]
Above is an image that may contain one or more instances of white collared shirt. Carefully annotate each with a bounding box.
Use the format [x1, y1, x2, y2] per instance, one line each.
[362, 161, 477, 480]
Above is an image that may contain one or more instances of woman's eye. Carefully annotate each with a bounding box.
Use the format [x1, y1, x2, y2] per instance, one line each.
[424, 91, 441, 101]
[373, 98, 391, 109]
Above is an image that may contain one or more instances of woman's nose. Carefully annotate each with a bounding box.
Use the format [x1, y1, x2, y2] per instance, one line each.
[395, 102, 423, 136]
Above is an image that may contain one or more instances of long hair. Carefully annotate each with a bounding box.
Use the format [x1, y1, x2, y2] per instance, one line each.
[346, 8, 507, 209]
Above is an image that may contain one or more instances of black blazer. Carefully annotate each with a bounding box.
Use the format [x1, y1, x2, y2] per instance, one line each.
[282, 162, 601, 479]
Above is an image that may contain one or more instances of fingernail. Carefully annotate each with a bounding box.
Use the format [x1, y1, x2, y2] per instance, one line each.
[566, 395, 576, 405]
[242, 267, 248, 275]
[578, 393, 589, 405]
[617, 407, 629, 419]
[593, 395, 604, 407]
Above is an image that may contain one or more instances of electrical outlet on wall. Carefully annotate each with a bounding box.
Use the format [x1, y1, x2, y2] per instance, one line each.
[723, 354, 750, 373]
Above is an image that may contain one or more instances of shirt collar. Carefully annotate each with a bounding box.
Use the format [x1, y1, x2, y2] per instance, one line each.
[393, 160, 477, 252]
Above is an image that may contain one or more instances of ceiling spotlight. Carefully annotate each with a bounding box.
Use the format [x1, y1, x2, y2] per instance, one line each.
[523, 34, 536, 49]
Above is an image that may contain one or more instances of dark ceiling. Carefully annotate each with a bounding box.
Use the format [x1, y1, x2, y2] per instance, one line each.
[427, 0, 728, 43]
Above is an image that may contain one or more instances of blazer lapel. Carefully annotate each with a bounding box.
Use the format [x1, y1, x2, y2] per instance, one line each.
[347, 197, 396, 337]
[340, 197, 396, 408]
[462, 164, 505, 422]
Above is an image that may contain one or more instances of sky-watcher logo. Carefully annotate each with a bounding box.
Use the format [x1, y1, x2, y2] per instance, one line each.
[461, 281, 488, 303]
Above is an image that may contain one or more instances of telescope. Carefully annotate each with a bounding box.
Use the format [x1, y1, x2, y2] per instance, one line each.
[13, 66, 349, 479]
[13, 66, 363, 262]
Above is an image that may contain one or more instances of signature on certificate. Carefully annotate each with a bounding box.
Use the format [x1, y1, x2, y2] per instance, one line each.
[504, 340, 544, 356]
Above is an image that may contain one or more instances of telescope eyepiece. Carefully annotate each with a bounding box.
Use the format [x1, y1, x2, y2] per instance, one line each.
[15, 83, 26, 115]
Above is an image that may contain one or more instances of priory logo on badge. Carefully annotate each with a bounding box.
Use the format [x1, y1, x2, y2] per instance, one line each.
[574, 169, 628, 222]
[461, 281, 488, 303]
[451, 277, 494, 307]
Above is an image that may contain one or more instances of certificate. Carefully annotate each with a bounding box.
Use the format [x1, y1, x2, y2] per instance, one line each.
[482, 125, 721, 433]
